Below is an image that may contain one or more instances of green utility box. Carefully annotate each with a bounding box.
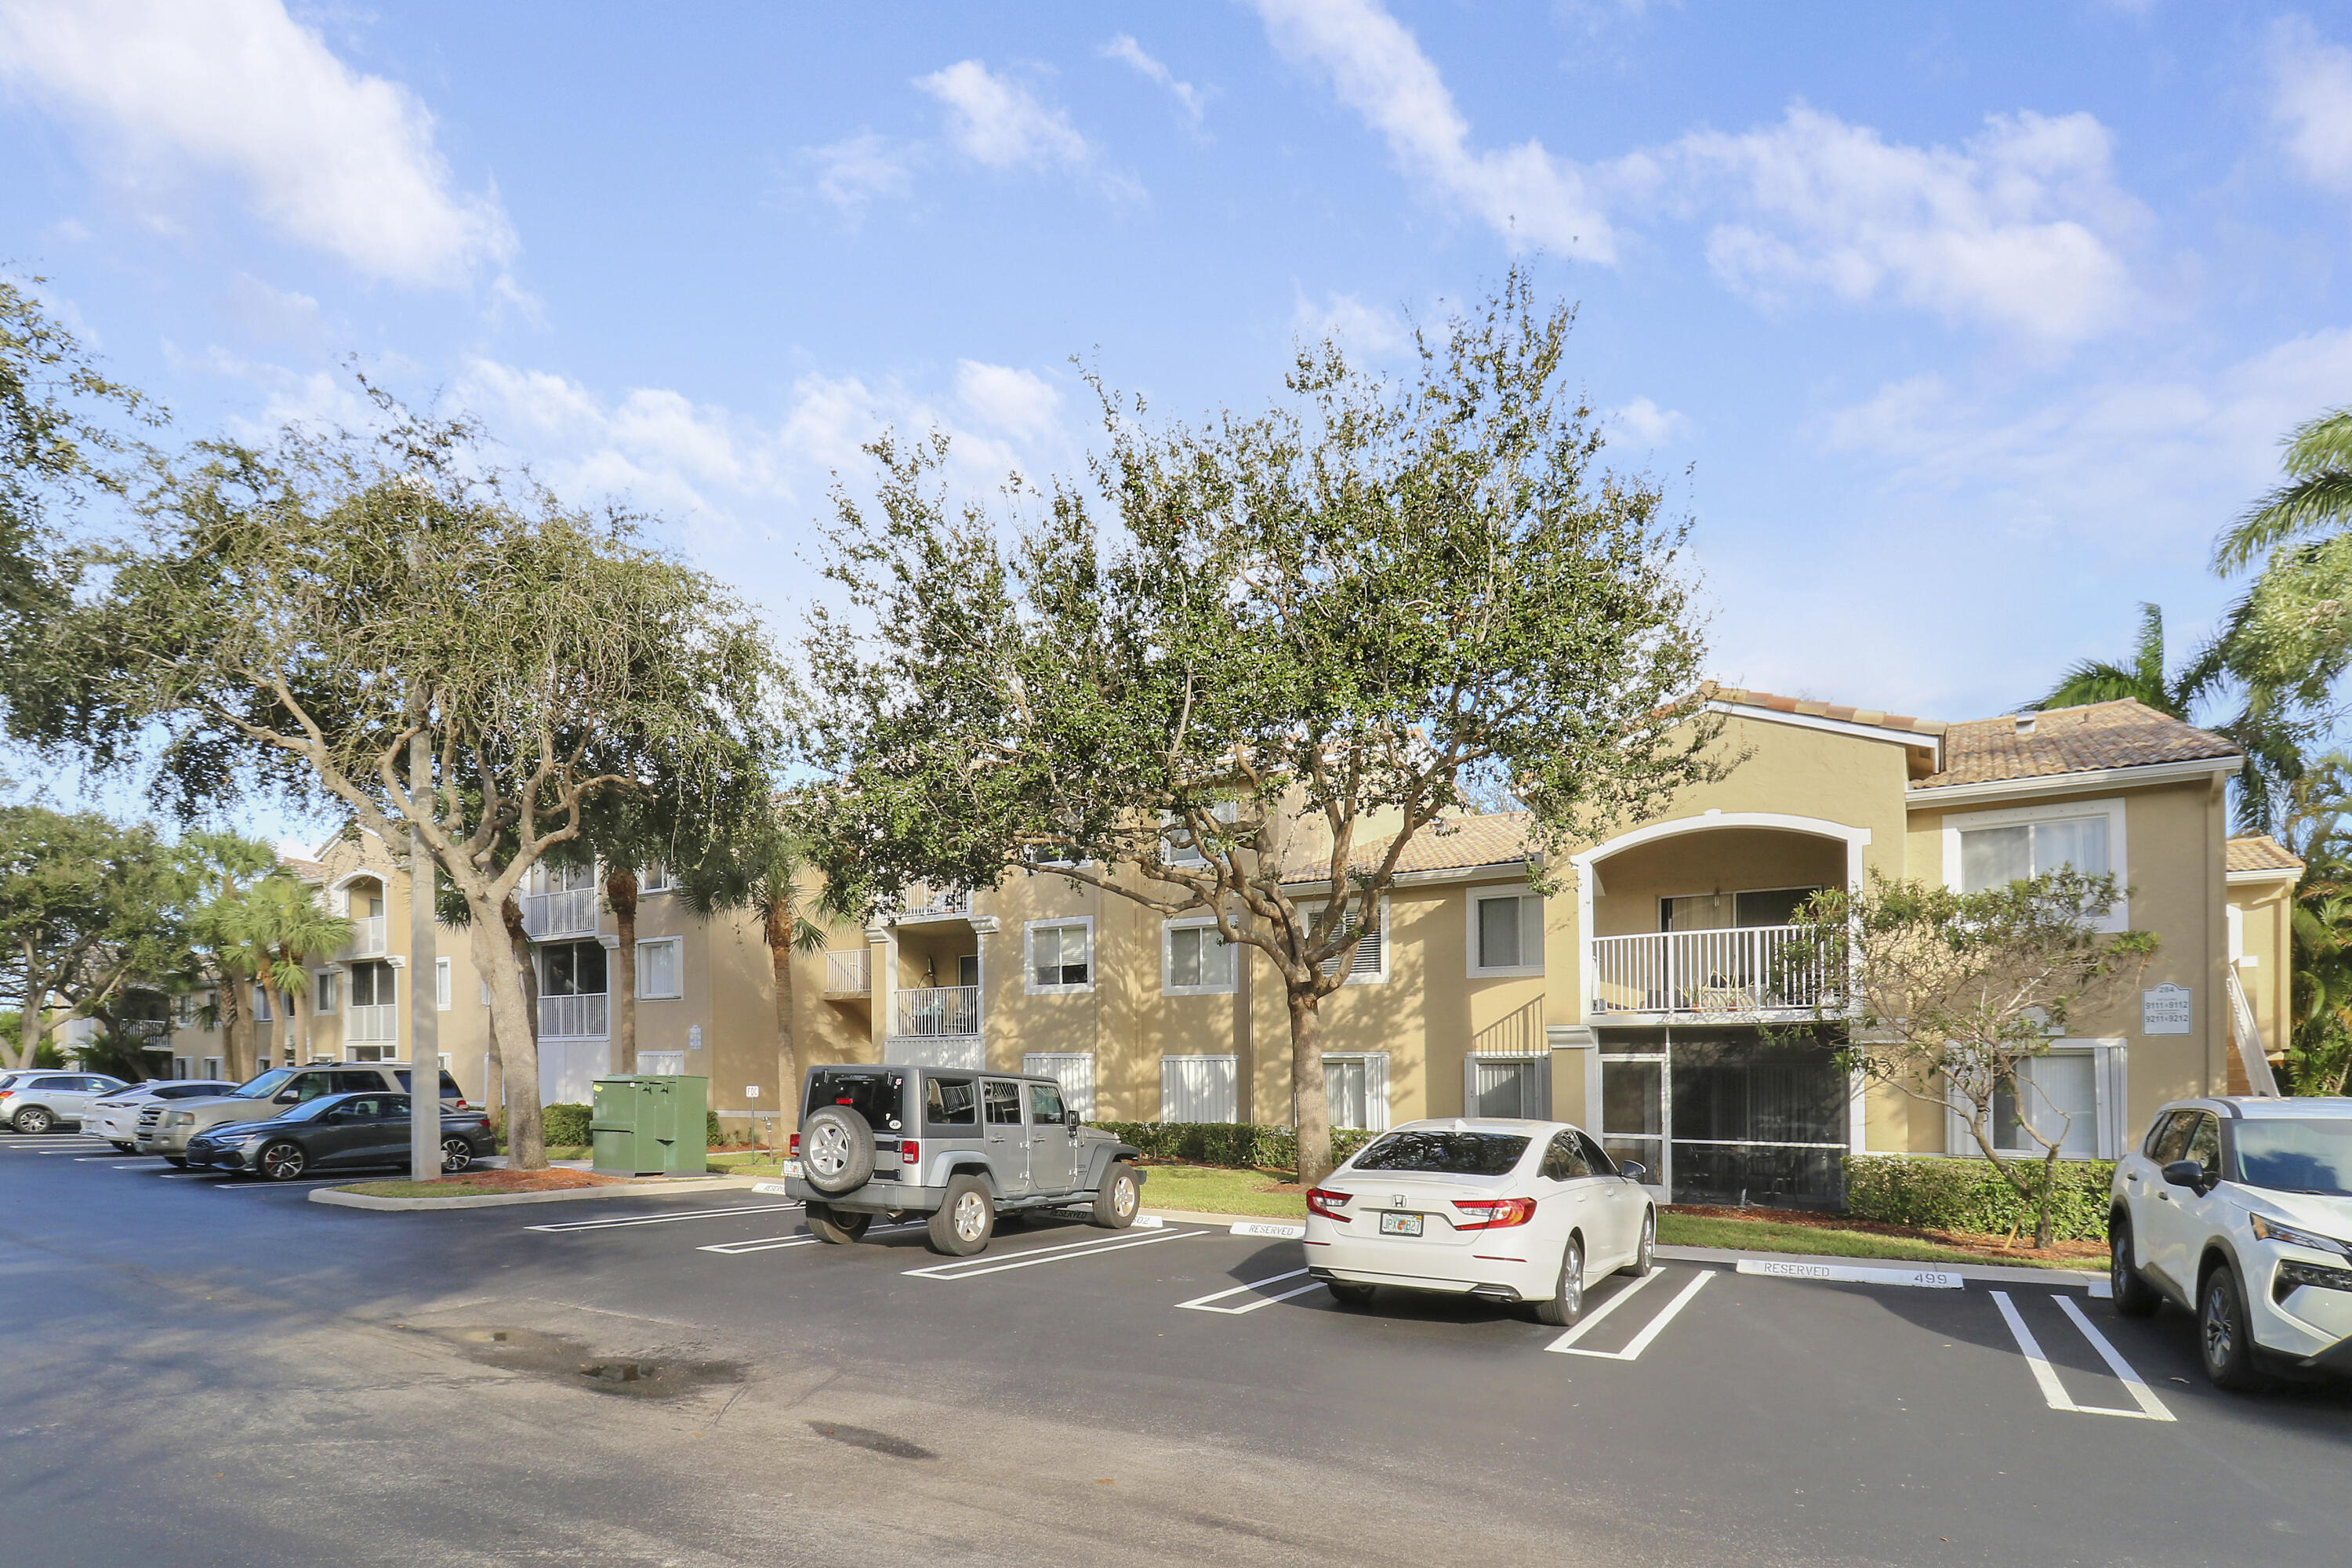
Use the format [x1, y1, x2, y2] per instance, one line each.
[590, 1074, 708, 1176]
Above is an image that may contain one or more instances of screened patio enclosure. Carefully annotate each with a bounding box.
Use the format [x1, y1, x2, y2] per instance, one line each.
[1597, 1023, 1850, 1210]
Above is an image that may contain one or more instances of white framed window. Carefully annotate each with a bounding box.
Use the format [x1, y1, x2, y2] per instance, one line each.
[1323, 1051, 1390, 1131]
[314, 972, 339, 1015]
[1160, 800, 1240, 866]
[1468, 888, 1544, 977]
[201, 1055, 222, 1080]
[172, 992, 198, 1027]
[1025, 918, 1094, 994]
[1943, 797, 2128, 931]
[1163, 917, 1237, 995]
[1023, 1052, 1097, 1118]
[638, 860, 674, 894]
[434, 957, 452, 1011]
[1302, 898, 1388, 984]
[1161, 1054, 1239, 1123]
[1947, 1038, 2128, 1161]
[252, 985, 272, 1022]
[637, 937, 684, 999]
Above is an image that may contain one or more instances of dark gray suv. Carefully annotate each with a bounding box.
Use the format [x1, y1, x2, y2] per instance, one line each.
[783, 1064, 1144, 1255]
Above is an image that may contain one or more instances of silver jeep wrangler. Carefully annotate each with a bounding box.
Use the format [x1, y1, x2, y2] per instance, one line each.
[782, 1064, 1145, 1255]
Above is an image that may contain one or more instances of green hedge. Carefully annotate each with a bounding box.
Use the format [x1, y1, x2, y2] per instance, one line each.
[1844, 1154, 2116, 1240]
[532, 1102, 726, 1149]
[1094, 1121, 1380, 1172]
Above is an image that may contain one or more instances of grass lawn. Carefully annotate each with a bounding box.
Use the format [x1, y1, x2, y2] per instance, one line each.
[1138, 1163, 1308, 1219]
[708, 1151, 782, 1176]
[1657, 1211, 2097, 1270]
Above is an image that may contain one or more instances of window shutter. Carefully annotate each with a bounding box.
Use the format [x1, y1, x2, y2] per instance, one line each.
[435, 957, 452, 1011]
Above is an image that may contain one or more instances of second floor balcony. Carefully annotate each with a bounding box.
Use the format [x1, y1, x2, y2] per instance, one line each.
[1589, 925, 1824, 1019]
[523, 886, 599, 939]
[346, 1002, 397, 1044]
[824, 949, 871, 997]
[895, 887, 972, 924]
[540, 991, 609, 1040]
[894, 983, 978, 1038]
[348, 913, 387, 957]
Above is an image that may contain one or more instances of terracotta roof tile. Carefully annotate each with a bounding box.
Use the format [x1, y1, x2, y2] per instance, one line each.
[2227, 835, 2304, 877]
[1280, 811, 1535, 884]
[1914, 699, 2239, 790]
[1701, 684, 1946, 736]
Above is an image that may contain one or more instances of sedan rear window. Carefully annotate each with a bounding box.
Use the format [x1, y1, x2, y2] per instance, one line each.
[1352, 1131, 1532, 1175]
[2233, 1119, 2352, 1196]
[806, 1070, 906, 1132]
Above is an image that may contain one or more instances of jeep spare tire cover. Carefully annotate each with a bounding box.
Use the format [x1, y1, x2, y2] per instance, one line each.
[802, 1105, 877, 1195]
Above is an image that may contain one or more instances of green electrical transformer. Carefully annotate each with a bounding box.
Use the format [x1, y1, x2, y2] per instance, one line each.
[590, 1074, 709, 1176]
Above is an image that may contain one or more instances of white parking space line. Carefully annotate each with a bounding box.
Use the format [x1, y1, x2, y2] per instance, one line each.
[699, 1221, 926, 1254]
[904, 1228, 1207, 1280]
[214, 1178, 345, 1190]
[1176, 1268, 1323, 1314]
[1548, 1269, 1715, 1359]
[525, 1203, 804, 1234]
[1990, 1291, 2175, 1422]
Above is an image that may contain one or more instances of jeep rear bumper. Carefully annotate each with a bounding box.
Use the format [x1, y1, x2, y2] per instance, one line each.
[786, 1175, 945, 1214]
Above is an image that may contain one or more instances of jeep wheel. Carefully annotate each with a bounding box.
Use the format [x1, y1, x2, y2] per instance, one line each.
[927, 1174, 995, 1256]
[1090, 1161, 1141, 1229]
[800, 1105, 876, 1196]
[806, 1203, 872, 1244]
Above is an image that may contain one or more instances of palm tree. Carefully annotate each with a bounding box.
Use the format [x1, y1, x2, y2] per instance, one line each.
[179, 833, 279, 1081]
[678, 820, 833, 1140]
[2031, 603, 2303, 830]
[242, 874, 353, 1068]
[2214, 408, 2352, 573]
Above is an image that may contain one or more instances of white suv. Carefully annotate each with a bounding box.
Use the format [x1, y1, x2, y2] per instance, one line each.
[2109, 1096, 2352, 1390]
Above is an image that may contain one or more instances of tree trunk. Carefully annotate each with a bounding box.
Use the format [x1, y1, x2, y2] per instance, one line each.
[219, 975, 251, 1082]
[11, 969, 37, 1070]
[477, 894, 546, 1169]
[766, 903, 804, 1138]
[2033, 1140, 2063, 1250]
[1289, 985, 1334, 1185]
[608, 867, 639, 1073]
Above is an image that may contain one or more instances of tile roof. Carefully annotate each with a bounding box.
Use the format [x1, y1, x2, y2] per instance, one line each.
[1915, 699, 2240, 791]
[281, 857, 327, 881]
[1701, 684, 1945, 736]
[1280, 811, 1535, 884]
[2227, 835, 2305, 877]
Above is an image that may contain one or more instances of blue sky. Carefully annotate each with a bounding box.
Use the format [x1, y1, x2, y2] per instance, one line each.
[7, 0, 2352, 837]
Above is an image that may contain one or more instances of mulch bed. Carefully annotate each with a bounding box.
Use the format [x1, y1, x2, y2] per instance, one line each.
[416, 1168, 623, 1193]
[1665, 1203, 2107, 1264]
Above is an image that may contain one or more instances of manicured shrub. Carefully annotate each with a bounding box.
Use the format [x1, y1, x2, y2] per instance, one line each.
[540, 1102, 593, 1147]
[1094, 1121, 1382, 1173]
[1844, 1154, 2115, 1240]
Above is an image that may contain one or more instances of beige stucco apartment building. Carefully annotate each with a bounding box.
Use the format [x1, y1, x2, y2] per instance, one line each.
[161, 691, 2303, 1207]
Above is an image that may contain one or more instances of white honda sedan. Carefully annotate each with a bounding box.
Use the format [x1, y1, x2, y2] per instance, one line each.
[1304, 1118, 1656, 1323]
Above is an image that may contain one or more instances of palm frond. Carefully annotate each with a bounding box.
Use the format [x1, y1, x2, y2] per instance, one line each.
[2215, 470, 2352, 572]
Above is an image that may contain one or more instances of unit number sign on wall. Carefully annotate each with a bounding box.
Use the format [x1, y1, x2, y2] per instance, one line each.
[2142, 982, 2192, 1036]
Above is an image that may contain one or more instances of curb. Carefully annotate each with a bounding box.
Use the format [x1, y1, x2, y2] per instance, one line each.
[1658, 1243, 2103, 1287]
[309, 1173, 762, 1211]
[1142, 1206, 1307, 1228]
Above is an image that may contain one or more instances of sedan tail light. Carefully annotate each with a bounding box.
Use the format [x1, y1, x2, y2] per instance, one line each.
[1305, 1187, 1354, 1221]
[1451, 1197, 1538, 1231]
[901, 1138, 920, 1165]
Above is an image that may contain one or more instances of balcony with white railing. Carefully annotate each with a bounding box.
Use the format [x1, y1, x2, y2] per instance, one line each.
[824, 949, 871, 997]
[1589, 925, 1824, 1018]
[348, 913, 387, 958]
[522, 886, 599, 939]
[540, 992, 610, 1040]
[894, 984, 979, 1039]
[895, 887, 973, 923]
[345, 1003, 397, 1044]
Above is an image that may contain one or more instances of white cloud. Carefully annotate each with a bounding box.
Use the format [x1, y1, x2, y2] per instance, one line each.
[214, 273, 324, 352]
[1663, 104, 2144, 347]
[806, 132, 918, 211]
[955, 361, 1062, 441]
[1291, 288, 1408, 353]
[1252, 0, 1615, 261]
[916, 59, 1094, 171]
[1606, 396, 1688, 448]
[0, 0, 514, 288]
[1101, 34, 1204, 126]
[2269, 15, 2352, 192]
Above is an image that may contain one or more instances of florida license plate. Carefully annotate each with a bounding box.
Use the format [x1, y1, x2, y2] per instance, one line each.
[1378, 1212, 1424, 1236]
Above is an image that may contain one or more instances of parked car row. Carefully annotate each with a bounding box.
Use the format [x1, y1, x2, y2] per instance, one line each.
[0, 1062, 495, 1181]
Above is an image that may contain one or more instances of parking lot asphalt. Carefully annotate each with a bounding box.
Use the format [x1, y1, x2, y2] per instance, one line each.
[6, 1131, 2352, 1567]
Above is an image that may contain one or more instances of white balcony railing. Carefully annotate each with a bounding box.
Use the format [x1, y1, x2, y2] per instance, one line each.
[539, 992, 609, 1040]
[345, 1003, 397, 1044]
[825, 949, 871, 996]
[349, 913, 387, 957]
[898, 887, 972, 921]
[895, 984, 979, 1038]
[1590, 925, 1823, 1017]
[522, 887, 599, 939]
